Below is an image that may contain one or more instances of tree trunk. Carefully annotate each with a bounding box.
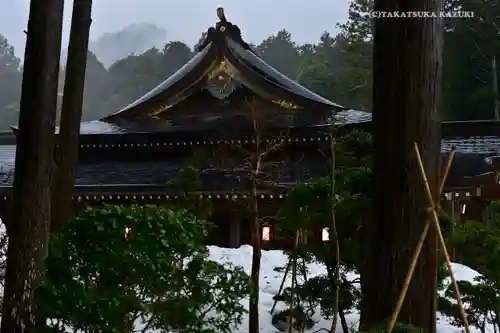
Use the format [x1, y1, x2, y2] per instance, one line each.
[0, 0, 64, 331]
[339, 304, 350, 333]
[360, 0, 444, 331]
[493, 55, 499, 120]
[51, 0, 93, 233]
[249, 173, 261, 333]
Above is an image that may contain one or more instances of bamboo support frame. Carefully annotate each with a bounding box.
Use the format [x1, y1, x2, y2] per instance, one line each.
[388, 149, 454, 332]
[387, 144, 470, 333]
[413, 143, 470, 333]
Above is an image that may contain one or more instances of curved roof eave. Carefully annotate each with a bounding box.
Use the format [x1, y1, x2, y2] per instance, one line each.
[102, 42, 214, 121]
[225, 37, 344, 110]
[97, 24, 347, 123]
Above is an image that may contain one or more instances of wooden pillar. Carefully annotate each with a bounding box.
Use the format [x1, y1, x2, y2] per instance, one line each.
[229, 214, 241, 248]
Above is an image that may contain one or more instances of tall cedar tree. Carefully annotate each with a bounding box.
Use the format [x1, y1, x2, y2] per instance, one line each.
[0, 0, 64, 331]
[52, 0, 93, 233]
[360, 0, 443, 332]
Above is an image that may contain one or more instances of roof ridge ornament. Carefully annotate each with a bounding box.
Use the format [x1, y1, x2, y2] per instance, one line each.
[196, 7, 252, 52]
[216, 7, 227, 23]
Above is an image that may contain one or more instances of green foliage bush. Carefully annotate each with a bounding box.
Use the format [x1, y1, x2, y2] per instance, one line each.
[37, 204, 249, 333]
[438, 212, 500, 332]
[273, 131, 372, 328]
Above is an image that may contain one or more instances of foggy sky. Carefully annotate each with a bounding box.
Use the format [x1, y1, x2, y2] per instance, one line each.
[1, 0, 349, 58]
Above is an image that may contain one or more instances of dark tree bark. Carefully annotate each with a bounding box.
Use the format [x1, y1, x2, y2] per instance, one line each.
[51, 0, 93, 233]
[0, 0, 64, 331]
[360, 0, 444, 331]
[249, 174, 262, 333]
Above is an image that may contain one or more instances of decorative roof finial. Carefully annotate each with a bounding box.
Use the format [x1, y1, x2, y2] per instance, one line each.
[217, 7, 227, 23]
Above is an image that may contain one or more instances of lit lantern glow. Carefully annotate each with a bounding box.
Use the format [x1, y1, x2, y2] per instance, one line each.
[461, 204, 466, 214]
[124, 226, 132, 240]
[322, 228, 330, 242]
[262, 226, 271, 241]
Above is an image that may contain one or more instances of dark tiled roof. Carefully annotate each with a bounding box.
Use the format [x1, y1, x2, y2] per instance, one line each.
[2, 109, 500, 187]
[114, 45, 213, 114]
[441, 136, 500, 155]
[11, 120, 126, 135]
[0, 154, 324, 187]
[225, 38, 339, 108]
[334, 110, 500, 155]
[0, 145, 15, 173]
[70, 120, 124, 134]
[333, 110, 372, 125]
[1, 134, 500, 175]
[0, 139, 497, 188]
[74, 162, 252, 189]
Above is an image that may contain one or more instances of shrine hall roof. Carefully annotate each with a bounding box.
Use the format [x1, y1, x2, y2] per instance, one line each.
[99, 18, 343, 127]
[10, 18, 345, 136]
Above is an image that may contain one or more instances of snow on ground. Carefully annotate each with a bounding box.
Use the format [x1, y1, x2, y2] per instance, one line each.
[41, 244, 488, 333]
[201, 245, 482, 333]
[206, 245, 344, 333]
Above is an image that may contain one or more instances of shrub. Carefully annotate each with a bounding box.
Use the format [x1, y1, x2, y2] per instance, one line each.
[38, 204, 249, 333]
[438, 217, 500, 333]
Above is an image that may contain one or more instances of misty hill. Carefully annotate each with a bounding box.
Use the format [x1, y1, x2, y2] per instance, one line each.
[87, 23, 168, 68]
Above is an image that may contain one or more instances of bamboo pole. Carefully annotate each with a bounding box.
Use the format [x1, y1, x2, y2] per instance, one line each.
[414, 143, 470, 333]
[387, 148, 455, 333]
[439, 152, 454, 195]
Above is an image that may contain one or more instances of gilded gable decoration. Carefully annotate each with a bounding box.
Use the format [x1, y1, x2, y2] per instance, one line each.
[207, 58, 239, 99]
